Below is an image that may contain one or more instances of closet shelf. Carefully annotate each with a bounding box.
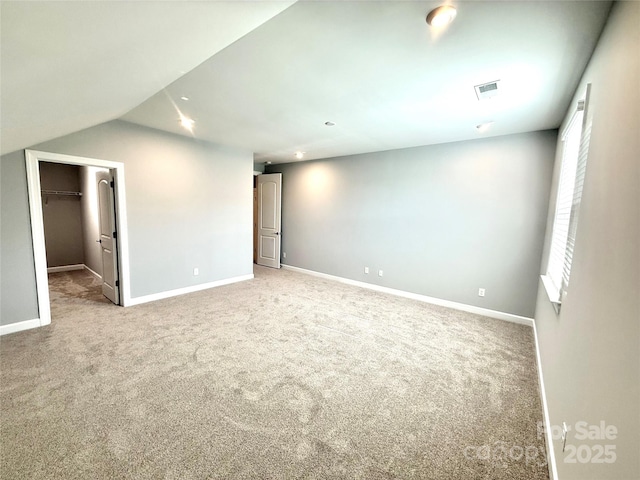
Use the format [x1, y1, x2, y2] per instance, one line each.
[41, 190, 82, 197]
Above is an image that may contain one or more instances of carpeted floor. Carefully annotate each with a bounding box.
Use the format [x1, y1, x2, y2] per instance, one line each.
[1, 266, 549, 479]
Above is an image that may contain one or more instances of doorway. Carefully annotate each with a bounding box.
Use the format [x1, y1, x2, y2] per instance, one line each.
[25, 150, 131, 328]
[40, 162, 120, 306]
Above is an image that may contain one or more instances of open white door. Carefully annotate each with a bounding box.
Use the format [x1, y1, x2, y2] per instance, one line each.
[97, 173, 120, 304]
[257, 173, 282, 268]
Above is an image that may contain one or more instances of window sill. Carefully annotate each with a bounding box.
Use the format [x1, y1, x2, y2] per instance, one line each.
[540, 275, 562, 314]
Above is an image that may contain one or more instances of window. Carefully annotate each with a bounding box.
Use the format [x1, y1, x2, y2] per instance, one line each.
[542, 86, 592, 311]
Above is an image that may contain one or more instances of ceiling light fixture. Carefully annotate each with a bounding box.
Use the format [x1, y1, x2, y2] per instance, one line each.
[295, 151, 305, 159]
[180, 96, 190, 101]
[426, 5, 457, 27]
[476, 121, 494, 133]
[179, 115, 195, 131]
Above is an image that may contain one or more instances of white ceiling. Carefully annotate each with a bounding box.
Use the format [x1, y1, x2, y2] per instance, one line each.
[2, 1, 612, 162]
[122, 0, 612, 163]
[0, 0, 295, 155]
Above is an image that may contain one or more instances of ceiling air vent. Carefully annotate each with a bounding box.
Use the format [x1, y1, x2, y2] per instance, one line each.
[474, 80, 500, 100]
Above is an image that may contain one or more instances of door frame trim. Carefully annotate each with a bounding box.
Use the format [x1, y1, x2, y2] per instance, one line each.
[25, 150, 132, 327]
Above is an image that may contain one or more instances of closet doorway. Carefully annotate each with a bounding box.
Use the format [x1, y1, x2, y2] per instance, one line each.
[40, 162, 119, 305]
[25, 150, 131, 328]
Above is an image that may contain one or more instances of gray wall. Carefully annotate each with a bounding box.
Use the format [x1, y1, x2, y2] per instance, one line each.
[535, 2, 639, 478]
[79, 166, 110, 276]
[0, 120, 253, 325]
[267, 130, 556, 318]
[253, 161, 265, 174]
[0, 151, 40, 325]
[40, 162, 84, 267]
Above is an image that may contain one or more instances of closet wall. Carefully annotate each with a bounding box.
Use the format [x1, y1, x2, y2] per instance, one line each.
[40, 162, 84, 268]
[80, 166, 109, 277]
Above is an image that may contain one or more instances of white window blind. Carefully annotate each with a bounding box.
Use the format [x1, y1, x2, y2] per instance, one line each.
[544, 85, 592, 308]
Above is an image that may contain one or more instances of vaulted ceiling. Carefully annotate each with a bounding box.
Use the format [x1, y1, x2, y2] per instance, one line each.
[1, 1, 612, 162]
[0, 1, 295, 155]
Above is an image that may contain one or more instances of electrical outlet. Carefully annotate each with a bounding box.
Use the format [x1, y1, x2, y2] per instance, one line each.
[283, 252, 287, 259]
[193, 267, 199, 276]
[378, 270, 384, 277]
[478, 288, 485, 297]
[364, 266, 369, 274]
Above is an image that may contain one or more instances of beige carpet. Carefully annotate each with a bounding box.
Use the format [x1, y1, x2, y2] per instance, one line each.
[1, 266, 549, 479]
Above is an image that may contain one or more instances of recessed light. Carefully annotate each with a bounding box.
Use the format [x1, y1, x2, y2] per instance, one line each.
[324, 121, 335, 126]
[426, 5, 457, 27]
[476, 121, 495, 133]
[295, 151, 305, 159]
[180, 96, 190, 101]
[265, 161, 272, 165]
[179, 115, 195, 131]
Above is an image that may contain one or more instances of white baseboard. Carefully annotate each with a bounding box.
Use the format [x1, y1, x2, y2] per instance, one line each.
[0, 318, 46, 336]
[84, 264, 102, 281]
[532, 320, 558, 480]
[47, 264, 102, 280]
[281, 264, 534, 326]
[127, 274, 254, 306]
[47, 264, 84, 273]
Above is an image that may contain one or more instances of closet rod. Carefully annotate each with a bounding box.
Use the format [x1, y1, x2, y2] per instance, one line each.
[41, 190, 83, 196]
